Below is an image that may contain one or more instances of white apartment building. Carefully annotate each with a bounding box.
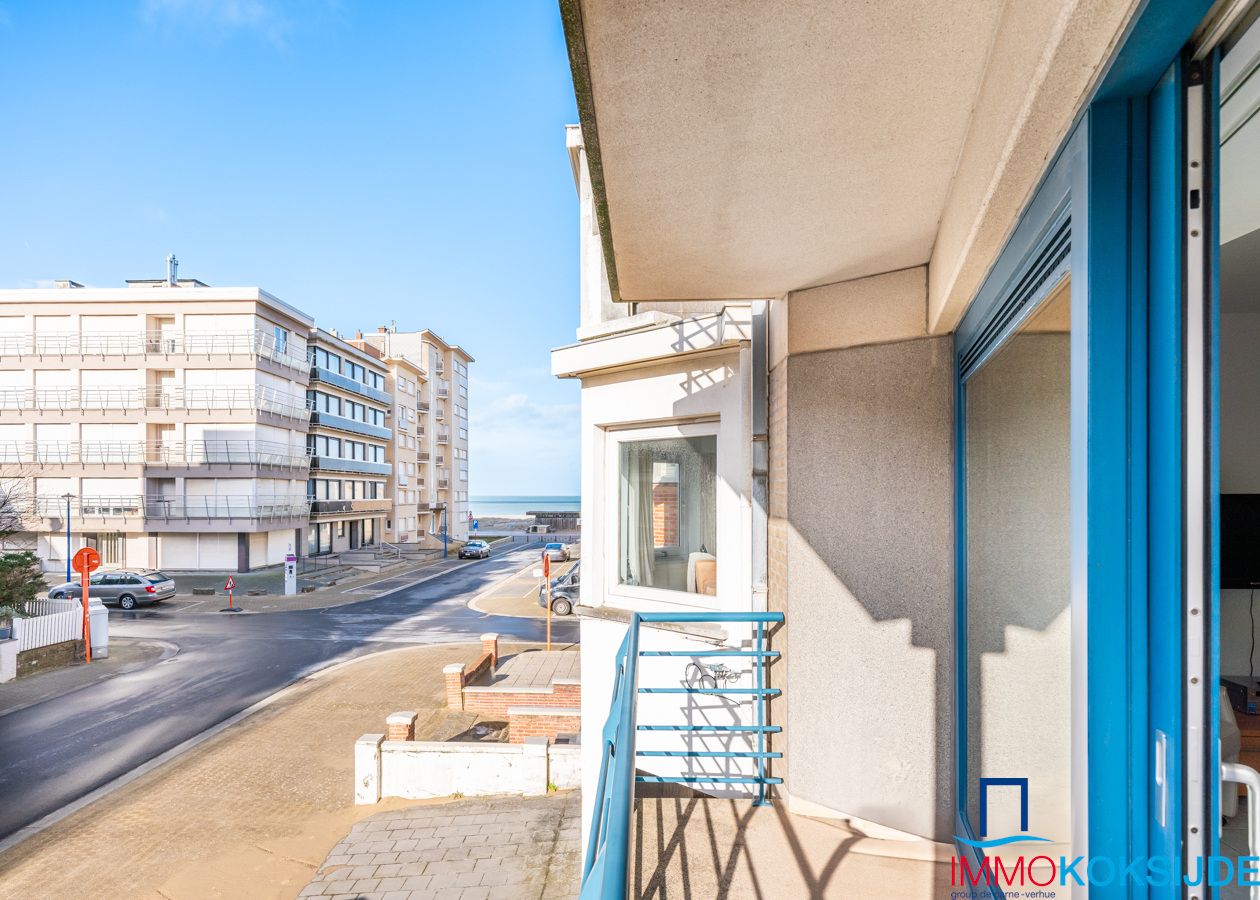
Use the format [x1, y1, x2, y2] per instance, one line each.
[347, 339, 426, 545]
[304, 329, 392, 555]
[0, 267, 313, 572]
[355, 327, 473, 542]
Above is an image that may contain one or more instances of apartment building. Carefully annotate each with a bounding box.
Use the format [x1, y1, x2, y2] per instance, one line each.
[347, 339, 426, 544]
[304, 329, 392, 555]
[355, 327, 473, 542]
[0, 266, 312, 571]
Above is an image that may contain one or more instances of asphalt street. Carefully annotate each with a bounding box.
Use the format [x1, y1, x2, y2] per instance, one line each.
[0, 541, 579, 844]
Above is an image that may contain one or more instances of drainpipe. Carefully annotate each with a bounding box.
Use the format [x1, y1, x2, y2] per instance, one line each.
[751, 301, 768, 613]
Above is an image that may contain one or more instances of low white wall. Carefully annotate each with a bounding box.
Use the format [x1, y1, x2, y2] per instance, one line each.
[356, 736, 581, 804]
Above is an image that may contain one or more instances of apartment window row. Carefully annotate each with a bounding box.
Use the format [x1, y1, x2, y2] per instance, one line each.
[454, 405, 468, 420]
[308, 390, 386, 426]
[459, 384, 468, 400]
[307, 434, 385, 463]
[307, 478, 385, 500]
[311, 347, 386, 391]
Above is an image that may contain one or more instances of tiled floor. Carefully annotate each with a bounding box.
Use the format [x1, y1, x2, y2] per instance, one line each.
[301, 792, 581, 900]
[1221, 796, 1254, 900]
[472, 650, 580, 690]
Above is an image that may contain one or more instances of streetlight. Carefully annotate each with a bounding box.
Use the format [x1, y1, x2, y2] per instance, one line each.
[61, 492, 75, 582]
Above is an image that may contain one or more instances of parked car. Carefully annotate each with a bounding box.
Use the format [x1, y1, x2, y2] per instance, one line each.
[459, 539, 491, 560]
[542, 542, 568, 562]
[538, 562, 579, 616]
[48, 569, 176, 610]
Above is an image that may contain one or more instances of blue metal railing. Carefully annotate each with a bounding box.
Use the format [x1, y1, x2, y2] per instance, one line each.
[579, 611, 783, 900]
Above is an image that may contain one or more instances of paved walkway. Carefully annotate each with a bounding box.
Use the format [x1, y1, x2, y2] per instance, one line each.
[0, 638, 172, 717]
[0, 641, 553, 899]
[474, 650, 580, 689]
[301, 792, 581, 899]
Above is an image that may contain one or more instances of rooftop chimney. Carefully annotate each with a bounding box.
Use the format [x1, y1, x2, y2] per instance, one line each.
[166, 254, 179, 287]
[378, 326, 387, 333]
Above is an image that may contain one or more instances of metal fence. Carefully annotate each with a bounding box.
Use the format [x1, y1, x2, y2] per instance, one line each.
[0, 385, 313, 419]
[0, 439, 310, 468]
[30, 494, 311, 520]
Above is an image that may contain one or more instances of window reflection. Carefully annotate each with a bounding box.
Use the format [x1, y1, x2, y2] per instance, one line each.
[965, 279, 1073, 866]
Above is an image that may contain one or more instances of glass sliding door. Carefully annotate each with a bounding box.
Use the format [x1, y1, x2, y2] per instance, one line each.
[963, 280, 1075, 873]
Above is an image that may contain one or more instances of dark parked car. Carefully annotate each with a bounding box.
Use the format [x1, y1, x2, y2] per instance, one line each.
[538, 562, 579, 616]
[459, 539, 491, 560]
[48, 569, 176, 610]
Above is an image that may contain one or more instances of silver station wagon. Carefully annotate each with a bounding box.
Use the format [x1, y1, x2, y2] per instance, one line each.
[48, 569, 177, 610]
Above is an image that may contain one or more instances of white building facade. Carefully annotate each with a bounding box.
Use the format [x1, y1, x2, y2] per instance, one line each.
[0, 277, 313, 572]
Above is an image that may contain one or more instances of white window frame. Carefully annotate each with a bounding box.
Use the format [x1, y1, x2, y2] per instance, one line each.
[603, 420, 721, 610]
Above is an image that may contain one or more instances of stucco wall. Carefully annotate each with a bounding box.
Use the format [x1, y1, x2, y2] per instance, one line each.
[781, 336, 954, 840]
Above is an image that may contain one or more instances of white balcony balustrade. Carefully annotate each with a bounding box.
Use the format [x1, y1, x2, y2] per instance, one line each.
[0, 385, 312, 419]
[0, 440, 310, 469]
[29, 494, 311, 521]
[0, 329, 308, 371]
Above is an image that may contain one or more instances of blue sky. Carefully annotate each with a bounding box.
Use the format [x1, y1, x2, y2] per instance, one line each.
[0, 0, 581, 496]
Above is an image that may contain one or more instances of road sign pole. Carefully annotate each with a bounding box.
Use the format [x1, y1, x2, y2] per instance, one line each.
[81, 568, 91, 664]
[542, 551, 552, 652]
[220, 574, 241, 613]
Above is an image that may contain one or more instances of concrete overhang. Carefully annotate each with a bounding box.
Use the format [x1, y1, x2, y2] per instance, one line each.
[561, 0, 1140, 331]
[551, 306, 752, 379]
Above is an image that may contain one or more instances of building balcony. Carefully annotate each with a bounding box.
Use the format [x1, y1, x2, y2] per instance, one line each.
[0, 440, 310, 472]
[417, 400, 430, 412]
[27, 493, 311, 530]
[309, 456, 392, 476]
[436, 432, 450, 444]
[0, 329, 309, 372]
[436, 386, 449, 399]
[308, 410, 391, 440]
[0, 386, 312, 421]
[308, 498, 392, 517]
[437, 479, 450, 490]
[308, 364, 392, 405]
[419, 451, 431, 461]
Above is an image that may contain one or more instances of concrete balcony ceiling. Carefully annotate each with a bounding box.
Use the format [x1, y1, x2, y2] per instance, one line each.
[562, 0, 1138, 329]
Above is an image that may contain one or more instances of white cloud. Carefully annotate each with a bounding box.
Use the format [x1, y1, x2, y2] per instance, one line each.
[139, 0, 297, 44]
[468, 388, 579, 496]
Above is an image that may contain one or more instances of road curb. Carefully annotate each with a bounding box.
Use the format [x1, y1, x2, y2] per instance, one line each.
[0, 640, 480, 859]
[0, 639, 180, 722]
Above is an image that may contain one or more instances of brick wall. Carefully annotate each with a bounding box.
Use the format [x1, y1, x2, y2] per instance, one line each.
[463, 681, 581, 717]
[651, 481, 679, 546]
[508, 711, 581, 744]
[17, 639, 84, 678]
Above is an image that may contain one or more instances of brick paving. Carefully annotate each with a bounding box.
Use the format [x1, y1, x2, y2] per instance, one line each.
[300, 792, 582, 900]
[473, 650, 580, 690]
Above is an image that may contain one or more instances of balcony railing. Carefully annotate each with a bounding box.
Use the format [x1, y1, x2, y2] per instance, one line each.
[309, 455, 392, 476]
[0, 385, 313, 419]
[418, 451, 431, 461]
[417, 400, 430, 412]
[30, 494, 311, 521]
[308, 364, 392, 405]
[581, 611, 784, 900]
[437, 479, 450, 490]
[0, 330, 308, 371]
[0, 440, 310, 469]
[308, 498, 392, 515]
[436, 387, 449, 399]
[436, 432, 449, 444]
[308, 410, 391, 440]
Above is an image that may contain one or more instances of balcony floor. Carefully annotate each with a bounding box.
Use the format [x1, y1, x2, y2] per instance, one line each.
[632, 794, 949, 899]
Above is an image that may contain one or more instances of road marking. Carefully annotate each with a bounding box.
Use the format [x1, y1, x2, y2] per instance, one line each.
[466, 560, 546, 615]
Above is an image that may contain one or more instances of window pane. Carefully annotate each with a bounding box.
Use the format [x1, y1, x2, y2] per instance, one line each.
[964, 280, 1071, 863]
[618, 435, 716, 595]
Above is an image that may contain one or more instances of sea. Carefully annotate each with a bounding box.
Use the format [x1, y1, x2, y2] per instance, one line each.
[469, 495, 581, 518]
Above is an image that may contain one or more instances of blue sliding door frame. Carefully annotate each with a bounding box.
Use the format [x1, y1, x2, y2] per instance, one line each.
[952, 1, 1218, 891]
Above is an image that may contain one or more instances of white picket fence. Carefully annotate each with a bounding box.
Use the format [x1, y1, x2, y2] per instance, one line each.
[13, 598, 83, 652]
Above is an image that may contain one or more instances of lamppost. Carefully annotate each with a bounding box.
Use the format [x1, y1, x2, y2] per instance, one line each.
[61, 492, 75, 582]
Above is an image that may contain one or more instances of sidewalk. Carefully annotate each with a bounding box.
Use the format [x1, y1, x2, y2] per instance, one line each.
[0, 638, 173, 717]
[0, 641, 551, 900]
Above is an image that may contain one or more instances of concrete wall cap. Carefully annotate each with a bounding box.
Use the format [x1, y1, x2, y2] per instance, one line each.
[480, 632, 499, 641]
[522, 735, 550, 755]
[386, 711, 418, 724]
[442, 663, 466, 674]
[357, 733, 386, 746]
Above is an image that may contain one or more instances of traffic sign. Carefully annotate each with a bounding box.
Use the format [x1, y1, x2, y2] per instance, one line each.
[72, 547, 101, 575]
[224, 575, 236, 591]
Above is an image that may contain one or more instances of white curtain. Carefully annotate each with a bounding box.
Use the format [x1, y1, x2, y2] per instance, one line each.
[620, 444, 655, 586]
